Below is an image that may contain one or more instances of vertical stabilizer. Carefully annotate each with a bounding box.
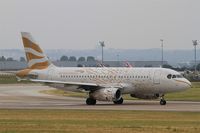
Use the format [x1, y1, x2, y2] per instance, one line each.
[21, 32, 53, 69]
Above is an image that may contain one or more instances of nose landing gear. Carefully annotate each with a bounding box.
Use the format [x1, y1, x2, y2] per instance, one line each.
[160, 95, 166, 105]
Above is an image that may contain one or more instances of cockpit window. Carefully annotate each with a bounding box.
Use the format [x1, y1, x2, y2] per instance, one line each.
[167, 74, 172, 79]
[167, 74, 183, 79]
[176, 74, 183, 78]
[173, 74, 183, 79]
[172, 75, 176, 78]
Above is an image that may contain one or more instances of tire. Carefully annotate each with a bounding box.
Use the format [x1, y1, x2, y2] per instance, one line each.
[160, 99, 166, 105]
[86, 98, 96, 105]
[113, 97, 124, 104]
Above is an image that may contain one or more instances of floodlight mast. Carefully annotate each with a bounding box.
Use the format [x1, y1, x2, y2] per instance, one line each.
[99, 41, 105, 64]
[117, 54, 120, 67]
[160, 39, 164, 67]
[193, 40, 198, 73]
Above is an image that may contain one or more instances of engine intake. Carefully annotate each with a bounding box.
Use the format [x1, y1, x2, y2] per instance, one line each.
[90, 88, 121, 101]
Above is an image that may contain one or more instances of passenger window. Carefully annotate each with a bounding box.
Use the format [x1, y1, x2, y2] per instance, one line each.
[167, 74, 172, 79]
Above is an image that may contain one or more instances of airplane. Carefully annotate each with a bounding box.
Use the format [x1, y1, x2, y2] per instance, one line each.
[16, 32, 192, 105]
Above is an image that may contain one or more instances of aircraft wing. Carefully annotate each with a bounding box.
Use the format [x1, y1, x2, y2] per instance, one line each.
[30, 79, 124, 90]
[30, 79, 98, 87]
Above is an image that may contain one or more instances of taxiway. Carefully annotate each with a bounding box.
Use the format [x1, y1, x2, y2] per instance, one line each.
[0, 84, 199, 112]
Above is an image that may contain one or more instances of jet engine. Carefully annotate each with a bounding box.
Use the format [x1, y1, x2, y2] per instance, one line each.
[130, 93, 160, 99]
[90, 88, 121, 101]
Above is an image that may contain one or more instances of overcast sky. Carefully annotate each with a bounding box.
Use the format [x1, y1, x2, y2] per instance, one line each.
[0, 0, 200, 50]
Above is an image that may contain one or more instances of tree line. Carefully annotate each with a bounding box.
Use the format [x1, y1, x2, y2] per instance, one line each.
[2, 55, 200, 71]
[0, 56, 26, 62]
[0, 56, 96, 62]
[60, 56, 95, 62]
[162, 64, 200, 72]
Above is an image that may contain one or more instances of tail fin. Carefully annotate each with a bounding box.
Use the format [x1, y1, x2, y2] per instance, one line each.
[21, 32, 53, 69]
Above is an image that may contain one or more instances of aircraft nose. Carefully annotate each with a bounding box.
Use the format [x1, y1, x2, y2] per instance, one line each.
[184, 78, 192, 89]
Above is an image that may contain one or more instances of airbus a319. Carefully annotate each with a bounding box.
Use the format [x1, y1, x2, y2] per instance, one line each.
[16, 32, 191, 105]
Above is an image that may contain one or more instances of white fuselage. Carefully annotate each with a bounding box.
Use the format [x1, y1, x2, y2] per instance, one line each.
[32, 66, 191, 96]
[18, 32, 192, 104]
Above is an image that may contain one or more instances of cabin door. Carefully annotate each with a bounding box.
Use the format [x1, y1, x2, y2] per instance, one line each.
[48, 69, 55, 80]
[153, 70, 161, 84]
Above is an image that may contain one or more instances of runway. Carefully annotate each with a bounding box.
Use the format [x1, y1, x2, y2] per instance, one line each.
[0, 84, 199, 112]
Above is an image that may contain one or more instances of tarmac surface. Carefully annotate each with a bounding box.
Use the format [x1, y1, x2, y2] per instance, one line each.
[0, 84, 199, 112]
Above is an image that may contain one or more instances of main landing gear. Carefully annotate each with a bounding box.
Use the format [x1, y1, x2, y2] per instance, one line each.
[86, 97, 96, 105]
[160, 95, 166, 105]
[86, 97, 124, 105]
[113, 97, 124, 104]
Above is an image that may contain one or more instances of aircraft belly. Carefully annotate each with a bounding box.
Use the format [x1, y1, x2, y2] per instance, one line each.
[47, 84, 81, 92]
[134, 83, 156, 94]
[122, 86, 135, 94]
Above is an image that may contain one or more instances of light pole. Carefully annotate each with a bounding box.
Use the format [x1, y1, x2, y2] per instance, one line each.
[117, 54, 120, 67]
[160, 39, 164, 67]
[193, 40, 198, 73]
[99, 41, 105, 64]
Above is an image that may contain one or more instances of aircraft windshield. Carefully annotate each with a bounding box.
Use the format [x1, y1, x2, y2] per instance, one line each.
[167, 74, 172, 79]
[175, 74, 183, 78]
[167, 74, 183, 79]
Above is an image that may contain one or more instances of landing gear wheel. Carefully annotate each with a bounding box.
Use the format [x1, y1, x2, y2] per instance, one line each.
[160, 99, 166, 105]
[160, 97, 167, 105]
[159, 95, 166, 105]
[86, 98, 96, 105]
[113, 97, 124, 104]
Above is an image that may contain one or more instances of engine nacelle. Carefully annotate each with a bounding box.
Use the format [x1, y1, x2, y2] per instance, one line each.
[90, 88, 121, 101]
[130, 93, 160, 99]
